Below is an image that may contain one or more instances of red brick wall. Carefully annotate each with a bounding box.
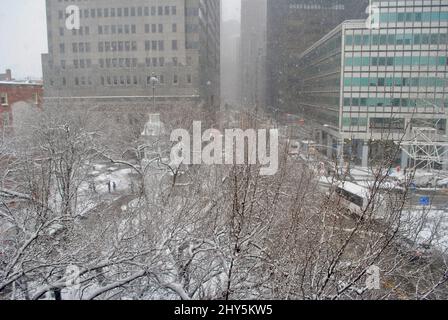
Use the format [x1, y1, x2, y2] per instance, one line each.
[0, 83, 43, 131]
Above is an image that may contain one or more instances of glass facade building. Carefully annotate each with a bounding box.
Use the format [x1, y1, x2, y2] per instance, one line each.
[295, 0, 448, 167]
[265, 0, 368, 110]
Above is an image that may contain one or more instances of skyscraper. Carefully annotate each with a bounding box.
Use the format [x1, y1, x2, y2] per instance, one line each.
[240, 0, 267, 109]
[221, 19, 241, 107]
[265, 0, 369, 111]
[42, 0, 220, 110]
[294, 0, 448, 168]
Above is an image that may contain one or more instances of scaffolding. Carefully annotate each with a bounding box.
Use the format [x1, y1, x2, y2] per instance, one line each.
[400, 127, 448, 170]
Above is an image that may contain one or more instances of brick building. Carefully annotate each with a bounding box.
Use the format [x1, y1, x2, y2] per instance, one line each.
[0, 81, 43, 132]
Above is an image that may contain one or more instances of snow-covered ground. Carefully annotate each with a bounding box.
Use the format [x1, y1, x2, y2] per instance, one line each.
[79, 165, 134, 195]
[402, 209, 448, 252]
[75, 163, 137, 217]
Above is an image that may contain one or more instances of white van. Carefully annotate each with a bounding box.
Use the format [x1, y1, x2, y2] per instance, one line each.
[332, 182, 386, 220]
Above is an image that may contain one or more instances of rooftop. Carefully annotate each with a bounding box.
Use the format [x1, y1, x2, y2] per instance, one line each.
[0, 80, 43, 86]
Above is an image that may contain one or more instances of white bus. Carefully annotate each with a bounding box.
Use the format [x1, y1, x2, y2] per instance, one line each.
[332, 182, 386, 220]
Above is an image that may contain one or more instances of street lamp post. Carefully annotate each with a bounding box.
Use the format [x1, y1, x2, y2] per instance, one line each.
[150, 74, 159, 110]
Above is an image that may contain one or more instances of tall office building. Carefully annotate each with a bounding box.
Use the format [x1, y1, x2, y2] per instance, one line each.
[294, 0, 448, 167]
[266, 0, 368, 111]
[42, 0, 220, 109]
[221, 19, 241, 107]
[240, 0, 267, 109]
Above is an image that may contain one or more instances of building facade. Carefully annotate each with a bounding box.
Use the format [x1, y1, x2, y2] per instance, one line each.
[295, 0, 448, 167]
[265, 0, 368, 111]
[221, 19, 241, 108]
[240, 0, 267, 109]
[42, 0, 220, 109]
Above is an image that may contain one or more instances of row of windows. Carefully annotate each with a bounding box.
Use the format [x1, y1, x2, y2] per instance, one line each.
[62, 40, 182, 54]
[342, 117, 368, 127]
[343, 97, 447, 108]
[344, 76, 447, 87]
[71, 42, 91, 53]
[98, 24, 136, 35]
[59, 56, 193, 69]
[67, 58, 184, 69]
[145, 40, 178, 51]
[98, 41, 138, 52]
[73, 59, 92, 69]
[342, 117, 407, 130]
[61, 23, 179, 36]
[144, 23, 177, 34]
[342, 117, 445, 130]
[289, 3, 345, 10]
[98, 58, 138, 69]
[58, 6, 177, 20]
[66, 74, 192, 87]
[345, 56, 448, 67]
[0, 92, 40, 106]
[379, 11, 448, 23]
[345, 32, 448, 46]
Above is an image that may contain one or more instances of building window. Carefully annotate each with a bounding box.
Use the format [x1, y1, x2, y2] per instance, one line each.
[172, 24, 177, 32]
[33, 93, 39, 104]
[187, 74, 192, 84]
[172, 40, 178, 50]
[173, 74, 178, 84]
[0, 93, 8, 105]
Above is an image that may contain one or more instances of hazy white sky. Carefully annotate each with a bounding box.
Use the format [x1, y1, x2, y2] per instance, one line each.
[0, 0, 240, 79]
[223, 0, 241, 21]
[0, 0, 47, 79]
